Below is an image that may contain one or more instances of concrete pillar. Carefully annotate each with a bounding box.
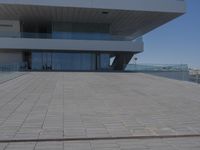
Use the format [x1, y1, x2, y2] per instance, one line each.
[112, 52, 134, 71]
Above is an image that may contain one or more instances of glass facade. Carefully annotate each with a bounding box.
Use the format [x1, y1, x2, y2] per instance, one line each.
[20, 22, 113, 40]
[22, 22, 115, 71]
[52, 22, 111, 40]
[97, 54, 110, 70]
[31, 52, 111, 71]
[52, 32, 111, 40]
[52, 52, 95, 71]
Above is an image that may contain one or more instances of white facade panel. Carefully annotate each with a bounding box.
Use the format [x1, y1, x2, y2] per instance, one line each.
[0, 20, 20, 33]
[0, 38, 143, 52]
[0, 52, 23, 64]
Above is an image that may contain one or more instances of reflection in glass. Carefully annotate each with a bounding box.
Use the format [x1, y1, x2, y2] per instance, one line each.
[32, 52, 96, 71]
[32, 53, 43, 70]
[52, 32, 111, 40]
[99, 54, 110, 70]
[52, 22, 111, 40]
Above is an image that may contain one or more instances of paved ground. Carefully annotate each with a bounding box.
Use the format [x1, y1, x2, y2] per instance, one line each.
[0, 72, 200, 149]
[0, 72, 26, 84]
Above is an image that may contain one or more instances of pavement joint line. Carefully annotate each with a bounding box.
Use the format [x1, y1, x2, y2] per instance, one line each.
[0, 134, 200, 143]
[0, 72, 28, 85]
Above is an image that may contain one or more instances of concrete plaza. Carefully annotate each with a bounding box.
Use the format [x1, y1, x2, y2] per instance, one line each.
[0, 72, 200, 149]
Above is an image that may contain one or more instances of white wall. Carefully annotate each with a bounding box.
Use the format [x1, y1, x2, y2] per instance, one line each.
[0, 52, 23, 64]
[0, 21, 22, 65]
[0, 20, 20, 32]
[0, 20, 20, 37]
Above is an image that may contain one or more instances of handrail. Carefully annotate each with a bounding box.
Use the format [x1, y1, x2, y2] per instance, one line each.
[0, 31, 141, 41]
[125, 64, 189, 72]
[0, 62, 28, 72]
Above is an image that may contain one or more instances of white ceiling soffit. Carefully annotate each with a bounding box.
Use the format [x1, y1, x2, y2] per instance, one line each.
[0, 3, 185, 39]
[0, 0, 186, 13]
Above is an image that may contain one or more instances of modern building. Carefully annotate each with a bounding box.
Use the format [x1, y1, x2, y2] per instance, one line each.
[0, 0, 186, 71]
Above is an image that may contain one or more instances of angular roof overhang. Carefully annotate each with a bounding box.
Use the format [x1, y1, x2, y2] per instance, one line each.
[0, 0, 186, 39]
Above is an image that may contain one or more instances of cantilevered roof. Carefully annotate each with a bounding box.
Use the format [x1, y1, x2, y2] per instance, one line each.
[0, 0, 186, 13]
[0, 0, 186, 39]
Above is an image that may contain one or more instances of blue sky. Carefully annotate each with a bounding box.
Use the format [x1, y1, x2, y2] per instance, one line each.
[136, 0, 200, 69]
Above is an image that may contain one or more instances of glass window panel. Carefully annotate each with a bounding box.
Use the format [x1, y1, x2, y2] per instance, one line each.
[32, 52, 97, 71]
[80, 53, 95, 70]
[52, 22, 111, 40]
[32, 52, 43, 70]
[100, 54, 110, 70]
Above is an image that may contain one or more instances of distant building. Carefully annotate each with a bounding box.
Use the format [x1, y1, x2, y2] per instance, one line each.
[0, 0, 186, 71]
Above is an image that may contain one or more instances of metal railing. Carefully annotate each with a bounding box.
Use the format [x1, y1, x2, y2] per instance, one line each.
[125, 64, 199, 84]
[189, 74, 200, 84]
[125, 64, 190, 82]
[0, 62, 28, 72]
[0, 31, 140, 41]
[125, 64, 189, 72]
[0, 63, 28, 84]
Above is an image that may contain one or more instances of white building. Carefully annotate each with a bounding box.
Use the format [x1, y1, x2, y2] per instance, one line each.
[0, 0, 186, 71]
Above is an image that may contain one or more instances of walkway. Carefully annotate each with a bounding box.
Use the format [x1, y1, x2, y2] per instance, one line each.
[0, 72, 200, 149]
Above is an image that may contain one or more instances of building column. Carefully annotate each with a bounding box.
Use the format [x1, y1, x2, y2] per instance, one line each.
[112, 52, 134, 71]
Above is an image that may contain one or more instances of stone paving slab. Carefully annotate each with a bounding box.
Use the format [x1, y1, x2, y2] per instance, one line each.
[1, 137, 200, 150]
[0, 72, 26, 84]
[0, 72, 200, 149]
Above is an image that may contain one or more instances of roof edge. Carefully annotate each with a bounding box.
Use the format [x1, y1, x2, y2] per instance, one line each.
[0, 0, 186, 13]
